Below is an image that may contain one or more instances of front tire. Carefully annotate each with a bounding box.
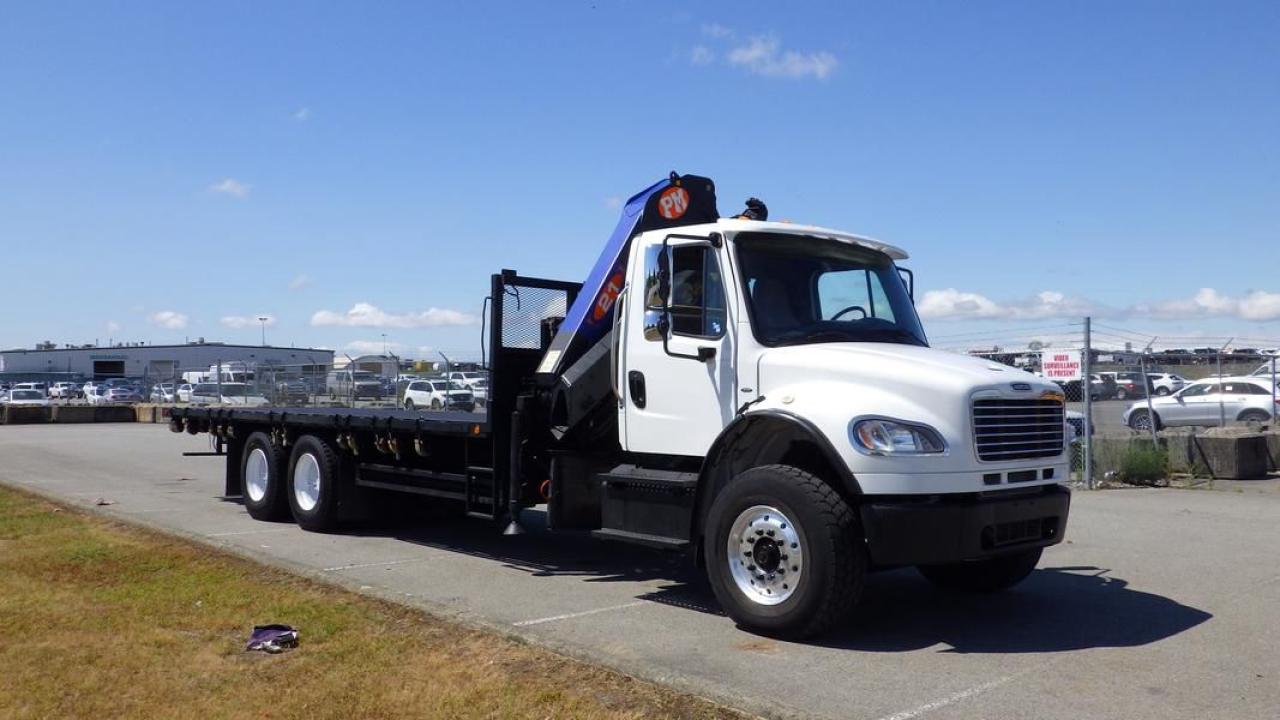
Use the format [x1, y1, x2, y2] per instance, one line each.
[703, 464, 864, 639]
[241, 432, 288, 520]
[404, 399, 415, 411]
[288, 435, 343, 532]
[917, 547, 1042, 593]
[1128, 409, 1159, 431]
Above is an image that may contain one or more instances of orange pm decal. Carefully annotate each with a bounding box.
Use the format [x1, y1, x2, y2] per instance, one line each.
[656, 186, 690, 220]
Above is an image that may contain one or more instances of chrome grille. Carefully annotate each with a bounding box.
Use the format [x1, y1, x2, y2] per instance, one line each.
[973, 398, 1065, 461]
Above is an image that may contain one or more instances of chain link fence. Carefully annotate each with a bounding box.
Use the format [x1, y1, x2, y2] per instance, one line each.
[932, 320, 1280, 487]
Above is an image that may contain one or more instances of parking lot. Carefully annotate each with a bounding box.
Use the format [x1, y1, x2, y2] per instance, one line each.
[1, 422, 1277, 720]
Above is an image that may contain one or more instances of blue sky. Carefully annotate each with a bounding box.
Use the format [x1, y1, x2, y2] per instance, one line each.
[1, 1, 1276, 359]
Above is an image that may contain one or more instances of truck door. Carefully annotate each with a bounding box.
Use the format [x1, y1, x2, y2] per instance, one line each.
[619, 235, 737, 455]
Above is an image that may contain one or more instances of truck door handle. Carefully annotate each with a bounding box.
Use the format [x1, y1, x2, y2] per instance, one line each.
[628, 371, 646, 409]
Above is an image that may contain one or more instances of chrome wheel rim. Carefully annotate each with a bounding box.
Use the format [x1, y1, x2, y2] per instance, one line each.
[245, 448, 269, 503]
[293, 453, 321, 512]
[1132, 412, 1151, 431]
[727, 505, 803, 606]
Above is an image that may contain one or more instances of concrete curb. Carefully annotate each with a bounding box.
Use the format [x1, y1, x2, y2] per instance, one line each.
[0, 479, 786, 720]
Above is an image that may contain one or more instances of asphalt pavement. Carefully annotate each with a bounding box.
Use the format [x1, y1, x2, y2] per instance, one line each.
[2, 423, 1278, 720]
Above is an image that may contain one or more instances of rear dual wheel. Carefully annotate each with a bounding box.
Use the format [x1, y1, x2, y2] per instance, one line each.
[288, 435, 343, 533]
[241, 432, 289, 521]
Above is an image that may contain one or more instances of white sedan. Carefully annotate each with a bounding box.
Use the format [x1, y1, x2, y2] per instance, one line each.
[3, 389, 50, 406]
[1123, 377, 1277, 430]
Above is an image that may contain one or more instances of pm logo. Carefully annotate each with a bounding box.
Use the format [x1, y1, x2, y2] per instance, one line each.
[657, 187, 689, 220]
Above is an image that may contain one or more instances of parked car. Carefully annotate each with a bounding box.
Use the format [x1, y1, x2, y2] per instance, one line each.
[326, 370, 386, 400]
[1147, 373, 1189, 396]
[149, 383, 177, 403]
[1065, 409, 1090, 443]
[189, 383, 270, 406]
[1123, 377, 1278, 430]
[1054, 373, 1115, 401]
[12, 382, 47, 396]
[402, 380, 475, 412]
[176, 383, 194, 402]
[1100, 371, 1154, 401]
[272, 378, 313, 405]
[100, 386, 143, 404]
[2, 389, 50, 406]
[49, 382, 82, 399]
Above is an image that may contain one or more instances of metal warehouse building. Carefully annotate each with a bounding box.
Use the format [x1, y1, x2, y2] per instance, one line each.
[0, 341, 334, 383]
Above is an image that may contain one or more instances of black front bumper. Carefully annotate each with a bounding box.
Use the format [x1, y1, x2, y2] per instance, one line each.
[859, 485, 1070, 566]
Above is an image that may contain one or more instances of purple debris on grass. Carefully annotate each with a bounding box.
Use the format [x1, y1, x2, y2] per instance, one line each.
[245, 624, 299, 653]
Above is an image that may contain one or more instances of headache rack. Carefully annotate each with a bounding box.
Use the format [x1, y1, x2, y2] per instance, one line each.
[972, 398, 1065, 462]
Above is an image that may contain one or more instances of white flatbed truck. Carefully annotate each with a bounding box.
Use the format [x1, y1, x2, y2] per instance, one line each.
[173, 173, 1070, 638]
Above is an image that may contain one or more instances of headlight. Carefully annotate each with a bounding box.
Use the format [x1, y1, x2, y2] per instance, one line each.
[851, 418, 946, 455]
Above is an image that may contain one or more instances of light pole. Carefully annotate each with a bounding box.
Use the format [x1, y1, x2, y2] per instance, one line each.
[258, 317, 269, 346]
[381, 333, 388, 356]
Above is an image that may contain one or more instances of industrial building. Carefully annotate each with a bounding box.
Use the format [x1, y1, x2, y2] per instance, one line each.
[0, 341, 334, 383]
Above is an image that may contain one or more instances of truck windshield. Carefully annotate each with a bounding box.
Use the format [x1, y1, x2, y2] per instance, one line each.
[734, 233, 927, 348]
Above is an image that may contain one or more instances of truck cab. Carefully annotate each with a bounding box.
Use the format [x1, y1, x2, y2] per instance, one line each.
[593, 216, 1069, 635]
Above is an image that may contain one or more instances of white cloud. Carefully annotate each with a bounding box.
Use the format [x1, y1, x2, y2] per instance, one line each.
[702, 22, 734, 39]
[293, 107, 311, 121]
[603, 196, 623, 210]
[288, 273, 312, 291]
[105, 320, 121, 334]
[726, 36, 837, 80]
[1132, 288, 1280, 322]
[220, 314, 276, 329]
[690, 45, 715, 66]
[344, 340, 405, 356]
[209, 178, 250, 198]
[918, 289, 1098, 321]
[149, 310, 189, 330]
[311, 302, 477, 329]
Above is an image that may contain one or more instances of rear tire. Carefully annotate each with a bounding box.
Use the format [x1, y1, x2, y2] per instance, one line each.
[1239, 409, 1270, 424]
[918, 547, 1042, 593]
[1156, 387, 1171, 396]
[404, 399, 415, 411]
[431, 399, 442, 410]
[703, 464, 864, 639]
[1116, 388, 1129, 400]
[241, 432, 288, 521]
[288, 435, 343, 532]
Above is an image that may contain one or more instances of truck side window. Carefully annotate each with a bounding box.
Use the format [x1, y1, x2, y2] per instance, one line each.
[669, 246, 727, 338]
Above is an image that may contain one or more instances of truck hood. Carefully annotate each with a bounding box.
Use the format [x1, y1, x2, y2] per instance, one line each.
[756, 342, 1056, 398]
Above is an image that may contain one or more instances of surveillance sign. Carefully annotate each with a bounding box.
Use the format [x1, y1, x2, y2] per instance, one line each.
[1040, 351, 1082, 382]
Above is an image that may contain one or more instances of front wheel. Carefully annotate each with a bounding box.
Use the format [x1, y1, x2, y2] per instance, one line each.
[917, 547, 1042, 593]
[1128, 409, 1159, 431]
[430, 399, 441, 410]
[703, 464, 864, 639]
[404, 399, 415, 411]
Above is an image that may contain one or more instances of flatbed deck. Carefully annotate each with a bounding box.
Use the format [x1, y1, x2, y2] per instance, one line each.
[171, 406, 490, 437]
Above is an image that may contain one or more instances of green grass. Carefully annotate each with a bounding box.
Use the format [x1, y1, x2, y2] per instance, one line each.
[0, 487, 739, 720]
[1119, 445, 1169, 486]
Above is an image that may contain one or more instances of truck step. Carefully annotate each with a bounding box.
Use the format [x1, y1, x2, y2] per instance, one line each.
[597, 465, 698, 549]
[591, 528, 690, 550]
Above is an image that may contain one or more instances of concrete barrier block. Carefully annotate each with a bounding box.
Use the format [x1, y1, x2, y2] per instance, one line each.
[2, 405, 52, 424]
[94, 406, 137, 423]
[50, 405, 98, 423]
[1158, 429, 1197, 473]
[134, 405, 156, 423]
[1190, 434, 1269, 480]
[1263, 432, 1280, 472]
